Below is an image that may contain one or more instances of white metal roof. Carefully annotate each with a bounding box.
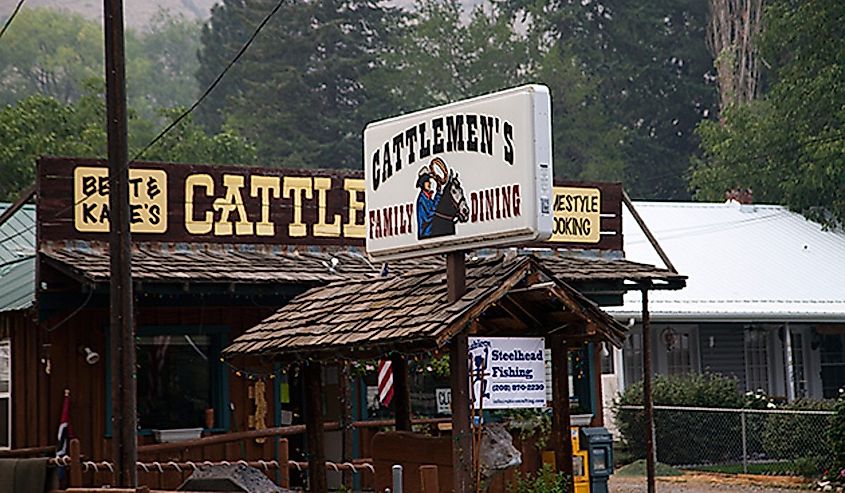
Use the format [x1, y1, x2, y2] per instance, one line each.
[608, 201, 845, 322]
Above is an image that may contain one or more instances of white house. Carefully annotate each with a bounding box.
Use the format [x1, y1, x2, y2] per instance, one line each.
[602, 200, 845, 421]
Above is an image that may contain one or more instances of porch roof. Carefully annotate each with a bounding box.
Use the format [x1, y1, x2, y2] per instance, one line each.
[223, 255, 647, 361]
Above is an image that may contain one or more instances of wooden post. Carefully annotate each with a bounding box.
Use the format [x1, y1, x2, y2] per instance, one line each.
[339, 362, 353, 489]
[391, 353, 412, 432]
[641, 289, 656, 493]
[304, 361, 327, 493]
[105, 0, 137, 486]
[591, 341, 605, 427]
[549, 335, 574, 482]
[446, 252, 466, 303]
[279, 437, 290, 488]
[450, 332, 473, 493]
[420, 465, 439, 493]
[447, 251, 472, 492]
[69, 438, 82, 487]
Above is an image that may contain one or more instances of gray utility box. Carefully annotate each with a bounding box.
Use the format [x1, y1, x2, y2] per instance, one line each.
[580, 427, 613, 493]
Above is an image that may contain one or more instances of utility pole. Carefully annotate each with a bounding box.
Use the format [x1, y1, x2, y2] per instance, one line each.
[104, 0, 137, 486]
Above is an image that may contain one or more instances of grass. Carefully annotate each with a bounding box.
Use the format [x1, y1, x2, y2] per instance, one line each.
[616, 459, 683, 477]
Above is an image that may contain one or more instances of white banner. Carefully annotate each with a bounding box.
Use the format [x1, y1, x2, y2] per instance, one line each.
[468, 337, 547, 409]
[364, 85, 554, 261]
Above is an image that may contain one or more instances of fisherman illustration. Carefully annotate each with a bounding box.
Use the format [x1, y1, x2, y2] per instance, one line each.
[416, 157, 470, 240]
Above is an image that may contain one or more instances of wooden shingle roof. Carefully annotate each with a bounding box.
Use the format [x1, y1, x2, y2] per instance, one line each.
[224, 255, 633, 361]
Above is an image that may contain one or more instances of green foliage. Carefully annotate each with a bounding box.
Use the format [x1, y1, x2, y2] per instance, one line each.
[500, 408, 552, 450]
[830, 398, 845, 474]
[511, 463, 570, 493]
[692, 0, 845, 227]
[613, 373, 744, 464]
[200, 0, 403, 168]
[507, 0, 717, 198]
[0, 86, 256, 201]
[0, 7, 200, 121]
[761, 399, 835, 463]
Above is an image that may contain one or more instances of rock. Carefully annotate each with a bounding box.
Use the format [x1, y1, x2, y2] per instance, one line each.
[178, 463, 291, 492]
[479, 423, 522, 486]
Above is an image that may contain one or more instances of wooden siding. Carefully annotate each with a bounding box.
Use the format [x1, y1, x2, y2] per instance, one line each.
[699, 323, 747, 389]
[9, 304, 276, 461]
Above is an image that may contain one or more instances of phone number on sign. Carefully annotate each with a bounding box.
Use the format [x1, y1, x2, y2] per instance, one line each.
[491, 383, 545, 392]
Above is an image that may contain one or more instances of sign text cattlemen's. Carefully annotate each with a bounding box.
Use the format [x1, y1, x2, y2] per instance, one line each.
[364, 85, 555, 261]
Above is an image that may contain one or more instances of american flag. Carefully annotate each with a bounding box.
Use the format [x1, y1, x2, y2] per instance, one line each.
[377, 359, 393, 407]
[56, 389, 73, 458]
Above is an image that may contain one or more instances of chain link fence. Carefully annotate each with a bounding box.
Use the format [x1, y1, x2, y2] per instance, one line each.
[617, 405, 835, 476]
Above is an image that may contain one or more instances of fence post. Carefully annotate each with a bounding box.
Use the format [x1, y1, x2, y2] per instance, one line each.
[741, 411, 748, 474]
[69, 438, 82, 487]
[279, 437, 290, 488]
[420, 465, 439, 493]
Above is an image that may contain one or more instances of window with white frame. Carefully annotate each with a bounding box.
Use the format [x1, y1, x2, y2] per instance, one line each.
[744, 329, 770, 394]
[0, 338, 10, 448]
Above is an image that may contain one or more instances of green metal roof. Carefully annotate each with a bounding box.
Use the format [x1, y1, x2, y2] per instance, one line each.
[0, 203, 35, 312]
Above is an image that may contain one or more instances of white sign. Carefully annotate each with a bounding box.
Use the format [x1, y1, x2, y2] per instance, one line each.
[436, 388, 452, 414]
[364, 85, 554, 261]
[468, 337, 547, 409]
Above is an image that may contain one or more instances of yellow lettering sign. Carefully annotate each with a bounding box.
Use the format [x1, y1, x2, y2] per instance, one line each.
[73, 166, 167, 234]
[343, 178, 365, 238]
[283, 177, 313, 237]
[549, 187, 601, 243]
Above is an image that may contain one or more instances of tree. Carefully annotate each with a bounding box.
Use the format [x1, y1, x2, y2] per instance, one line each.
[368, 0, 625, 182]
[0, 84, 256, 201]
[0, 8, 103, 105]
[707, 0, 764, 109]
[198, 0, 402, 168]
[0, 7, 201, 120]
[692, 0, 845, 227]
[507, 0, 718, 198]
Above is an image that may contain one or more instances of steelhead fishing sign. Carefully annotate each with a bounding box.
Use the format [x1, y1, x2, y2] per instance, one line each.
[364, 85, 555, 261]
[469, 337, 547, 409]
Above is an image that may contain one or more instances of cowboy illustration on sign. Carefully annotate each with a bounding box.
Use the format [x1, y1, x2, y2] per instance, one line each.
[416, 157, 470, 239]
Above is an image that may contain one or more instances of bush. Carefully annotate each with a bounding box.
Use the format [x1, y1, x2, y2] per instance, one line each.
[761, 398, 835, 461]
[613, 373, 744, 465]
[829, 398, 845, 475]
[511, 464, 570, 493]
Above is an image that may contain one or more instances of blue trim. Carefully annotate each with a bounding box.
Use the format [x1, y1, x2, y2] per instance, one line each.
[104, 325, 230, 437]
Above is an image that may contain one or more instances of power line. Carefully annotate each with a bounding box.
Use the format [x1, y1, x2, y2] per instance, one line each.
[0, 0, 287, 249]
[131, 0, 285, 162]
[0, 0, 26, 42]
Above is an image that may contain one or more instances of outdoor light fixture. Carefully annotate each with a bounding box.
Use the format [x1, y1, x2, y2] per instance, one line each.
[80, 346, 100, 365]
[627, 318, 636, 327]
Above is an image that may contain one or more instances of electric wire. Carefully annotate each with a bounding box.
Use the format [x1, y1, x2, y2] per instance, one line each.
[0, 0, 26, 42]
[131, 0, 285, 162]
[0, 0, 286, 248]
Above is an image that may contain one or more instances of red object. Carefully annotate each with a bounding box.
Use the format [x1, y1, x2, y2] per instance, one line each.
[56, 389, 74, 457]
[377, 360, 394, 407]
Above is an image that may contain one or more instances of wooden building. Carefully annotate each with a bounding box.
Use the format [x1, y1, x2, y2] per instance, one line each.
[1, 156, 684, 490]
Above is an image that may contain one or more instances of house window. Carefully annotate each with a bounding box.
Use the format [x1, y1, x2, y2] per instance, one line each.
[744, 329, 770, 394]
[820, 334, 845, 399]
[790, 331, 807, 398]
[0, 339, 9, 448]
[134, 328, 229, 432]
[623, 332, 643, 385]
[663, 328, 693, 376]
